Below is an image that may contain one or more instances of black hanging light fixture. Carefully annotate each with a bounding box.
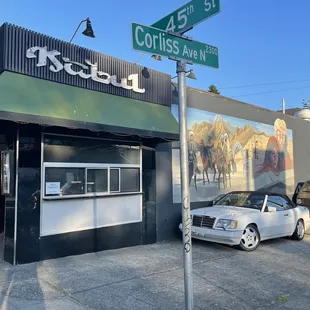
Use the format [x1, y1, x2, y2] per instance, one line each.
[70, 17, 95, 43]
[82, 18, 95, 38]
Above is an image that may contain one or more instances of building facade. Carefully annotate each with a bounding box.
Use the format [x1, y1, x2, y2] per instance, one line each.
[162, 84, 310, 228]
[1, 22, 310, 266]
[0, 22, 179, 265]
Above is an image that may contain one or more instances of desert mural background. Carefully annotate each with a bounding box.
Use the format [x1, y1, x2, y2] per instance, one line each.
[171, 104, 295, 203]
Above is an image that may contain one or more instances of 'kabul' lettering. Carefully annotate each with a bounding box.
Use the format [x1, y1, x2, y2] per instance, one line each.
[26, 46, 145, 94]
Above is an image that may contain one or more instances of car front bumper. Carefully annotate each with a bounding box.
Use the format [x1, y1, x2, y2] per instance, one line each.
[179, 223, 243, 246]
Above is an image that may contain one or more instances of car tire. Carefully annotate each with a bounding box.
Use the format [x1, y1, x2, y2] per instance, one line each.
[238, 224, 260, 252]
[291, 219, 305, 241]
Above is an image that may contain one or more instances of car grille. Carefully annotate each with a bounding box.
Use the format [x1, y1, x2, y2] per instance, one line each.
[192, 215, 216, 228]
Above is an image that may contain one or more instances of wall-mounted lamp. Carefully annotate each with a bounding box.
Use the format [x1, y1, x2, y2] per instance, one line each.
[70, 17, 95, 43]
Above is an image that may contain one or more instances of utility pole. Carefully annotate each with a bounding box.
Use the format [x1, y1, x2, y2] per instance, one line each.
[131, 2, 221, 309]
[282, 98, 286, 114]
[177, 59, 193, 310]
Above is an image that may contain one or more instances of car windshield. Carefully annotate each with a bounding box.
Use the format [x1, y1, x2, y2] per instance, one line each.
[214, 192, 266, 210]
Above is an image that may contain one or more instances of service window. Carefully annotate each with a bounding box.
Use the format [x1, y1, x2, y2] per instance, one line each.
[120, 168, 140, 192]
[45, 167, 85, 197]
[43, 134, 142, 199]
[87, 169, 108, 194]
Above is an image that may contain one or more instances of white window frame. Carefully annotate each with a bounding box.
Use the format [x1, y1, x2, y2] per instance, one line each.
[42, 163, 141, 200]
[110, 168, 121, 193]
[41, 133, 142, 200]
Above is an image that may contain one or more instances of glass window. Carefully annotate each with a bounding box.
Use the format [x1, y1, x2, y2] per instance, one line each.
[120, 168, 140, 192]
[45, 167, 85, 196]
[110, 168, 120, 192]
[214, 192, 265, 210]
[266, 196, 284, 211]
[87, 169, 108, 193]
[44, 135, 140, 165]
[278, 197, 292, 210]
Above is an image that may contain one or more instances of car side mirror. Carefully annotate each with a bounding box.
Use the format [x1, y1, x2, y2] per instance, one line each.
[267, 206, 277, 212]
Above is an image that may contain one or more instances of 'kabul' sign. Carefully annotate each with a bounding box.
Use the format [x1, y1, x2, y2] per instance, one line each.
[26, 46, 145, 94]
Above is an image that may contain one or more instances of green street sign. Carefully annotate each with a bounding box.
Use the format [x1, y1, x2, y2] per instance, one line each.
[152, 0, 221, 33]
[131, 22, 219, 68]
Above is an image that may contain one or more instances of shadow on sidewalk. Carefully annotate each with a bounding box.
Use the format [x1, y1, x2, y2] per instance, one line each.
[0, 263, 48, 310]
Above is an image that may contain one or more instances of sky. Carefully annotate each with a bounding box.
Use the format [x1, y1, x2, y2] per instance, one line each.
[1, 0, 310, 111]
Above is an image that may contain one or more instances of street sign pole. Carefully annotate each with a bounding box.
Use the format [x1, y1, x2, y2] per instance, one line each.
[177, 59, 194, 310]
[131, 2, 221, 308]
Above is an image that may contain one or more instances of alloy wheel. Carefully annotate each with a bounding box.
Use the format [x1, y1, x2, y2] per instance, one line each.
[241, 226, 259, 249]
[297, 221, 305, 238]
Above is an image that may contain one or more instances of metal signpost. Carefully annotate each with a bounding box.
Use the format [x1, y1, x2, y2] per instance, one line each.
[131, 2, 221, 309]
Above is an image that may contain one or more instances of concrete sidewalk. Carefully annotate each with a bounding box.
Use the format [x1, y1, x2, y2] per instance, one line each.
[0, 232, 309, 310]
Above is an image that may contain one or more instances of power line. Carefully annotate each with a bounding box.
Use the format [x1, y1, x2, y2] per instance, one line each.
[231, 85, 310, 98]
[221, 78, 310, 90]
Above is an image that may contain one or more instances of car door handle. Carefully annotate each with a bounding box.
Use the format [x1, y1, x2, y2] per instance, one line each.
[284, 214, 289, 216]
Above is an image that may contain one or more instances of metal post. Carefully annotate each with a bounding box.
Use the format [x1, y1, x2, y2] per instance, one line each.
[282, 98, 286, 114]
[69, 19, 87, 43]
[177, 59, 193, 310]
[134, 53, 145, 64]
[13, 127, 19, 265]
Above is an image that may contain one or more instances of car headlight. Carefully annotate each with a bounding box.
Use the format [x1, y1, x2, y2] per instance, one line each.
[215, 219, 238, 230]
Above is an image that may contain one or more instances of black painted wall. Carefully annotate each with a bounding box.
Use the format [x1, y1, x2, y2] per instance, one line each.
[0, 24, 3, 73]
[142, 148, 157, 245]
[40, 222, 143, 261]
[155, 142, 181, 241]
[0, 22, 171, 106]
[11, 125, 161, 264]
[3, 122, 17, 264]
[16, 125, 41, 264]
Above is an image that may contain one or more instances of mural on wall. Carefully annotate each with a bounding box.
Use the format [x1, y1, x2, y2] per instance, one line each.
[171, 105, 295, 203]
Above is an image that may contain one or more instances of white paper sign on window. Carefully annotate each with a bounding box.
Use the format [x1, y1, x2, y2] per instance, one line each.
[46, 182, 61, 195]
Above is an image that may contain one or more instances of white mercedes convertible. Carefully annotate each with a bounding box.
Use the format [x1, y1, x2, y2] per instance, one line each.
[179, 191, 310, 251]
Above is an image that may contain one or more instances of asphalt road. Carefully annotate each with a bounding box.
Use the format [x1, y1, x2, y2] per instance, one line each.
[0, 231, 309, 310]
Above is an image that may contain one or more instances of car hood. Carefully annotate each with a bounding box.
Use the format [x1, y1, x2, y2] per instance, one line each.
[191, 205, 259, 219]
